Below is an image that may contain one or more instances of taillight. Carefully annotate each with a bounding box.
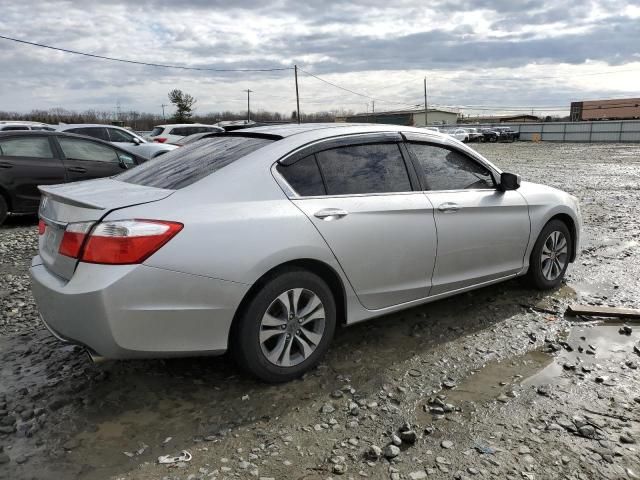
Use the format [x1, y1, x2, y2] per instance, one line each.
[38, 219, 46, 235]
[58, 222, 94, 258]
[82, 220, 182, 264]
[154, 138, 167, 143]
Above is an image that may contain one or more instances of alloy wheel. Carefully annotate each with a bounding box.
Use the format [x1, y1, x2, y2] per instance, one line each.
[259, 288, 325, 367]
[540, 231, 568, 281]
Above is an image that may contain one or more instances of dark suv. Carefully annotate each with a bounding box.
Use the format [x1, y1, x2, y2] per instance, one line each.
[0, 131, 144, 224]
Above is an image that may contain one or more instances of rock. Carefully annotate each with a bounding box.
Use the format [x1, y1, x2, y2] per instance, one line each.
[400, 430, 417, 444]
[330, 390, 344, 399]
[391, 434, 402, 446]
[435, 456, 451, 465]
[383, 445, 400, 459]
[518, 446, 531, 454]
[620, 433, 636, 444]
[332, 463, 347, 475]
[442, 379, 456, 389]
[0, 452, 9, 464]
[496, 394, 509, 403]
[14, 454, 27, 464]
[441, 440, 454, 449]
[408, 471, 427, 479]
[365, 445, 382, 460]
[320, 403, 335, 414]
[536, 385, 550, 396]
[619, 325, 632, 335]
[63, 438, 80, 450]
[578, 425, 596, 438]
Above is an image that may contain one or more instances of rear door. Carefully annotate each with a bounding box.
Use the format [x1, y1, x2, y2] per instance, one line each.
[56, 136, 129, 181]
[0, 135, 66, 212]
[405, 137, 530, 295]
[281, 135, 437, 310]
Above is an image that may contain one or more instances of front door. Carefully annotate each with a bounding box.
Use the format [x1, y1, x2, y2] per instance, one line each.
[282, 141, 437, 310]
[405, 140, 530, 295]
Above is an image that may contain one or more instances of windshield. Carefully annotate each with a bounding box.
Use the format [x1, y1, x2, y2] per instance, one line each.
[150, 126, 165, 136]
[116, 135, 275, 189]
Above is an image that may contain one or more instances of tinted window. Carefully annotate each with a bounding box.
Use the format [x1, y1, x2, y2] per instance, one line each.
[0, 137, 54, 158]
[170, 127, 186, 136]
[150, 127, 165, 136]
[316, 143, 411, 195]
[67, 127, 110, 142]
[1, 126, 30, 131]
[117, 135, 274, 190]
[277, 155, 325, 196]
[58, 137, 119, 163]
[108, 128, 136, 142]
[408, 143, 494, 190]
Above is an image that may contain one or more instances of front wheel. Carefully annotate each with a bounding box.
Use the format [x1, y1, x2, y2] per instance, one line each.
[526, 220, 572, 290]
[231, 269, 336, 382]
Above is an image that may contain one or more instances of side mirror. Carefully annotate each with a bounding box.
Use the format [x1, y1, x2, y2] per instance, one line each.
[132, 137, 142, 145]
[500, 172, 521, 191]
[118, 153, 136, 169]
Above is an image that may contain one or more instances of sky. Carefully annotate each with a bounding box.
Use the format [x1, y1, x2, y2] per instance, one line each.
[0, 0, 639, 118]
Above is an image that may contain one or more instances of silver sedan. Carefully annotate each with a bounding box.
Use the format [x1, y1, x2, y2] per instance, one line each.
[30, 124, 581, 382]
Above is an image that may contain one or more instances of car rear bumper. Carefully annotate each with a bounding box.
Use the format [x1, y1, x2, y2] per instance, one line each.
[30, 255, 249, 359]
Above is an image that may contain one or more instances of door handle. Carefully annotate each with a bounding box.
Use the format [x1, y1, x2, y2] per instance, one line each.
[314, 208, 349, 221]
[68, 166, 87, 173]
[438, 202, 461, 213]
[0, 162, 13, 169]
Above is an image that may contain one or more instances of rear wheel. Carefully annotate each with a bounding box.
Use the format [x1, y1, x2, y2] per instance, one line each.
[527, 220, 572, 290]
[0, 196, 8, 226]
[232, 269, 336, 382]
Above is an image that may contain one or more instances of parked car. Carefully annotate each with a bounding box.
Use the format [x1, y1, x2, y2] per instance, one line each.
[147, 124, 224, 144]
[445, 128, 470, 142]
[0, 121, 56, 132]
[31, 124, 581, 382]
[0, 131, 144, 224]
[56, 124, 177, 159]
[462, 127, 484, 142]
[492, 126, 519, 142]
[171, 131, 221, 146]
[479, 128, 499, 143]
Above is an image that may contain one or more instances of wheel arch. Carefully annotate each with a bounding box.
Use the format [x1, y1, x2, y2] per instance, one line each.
[0, 185, 12, 212]
[230, 258, 348, 340]
[547, 213, 578, 262]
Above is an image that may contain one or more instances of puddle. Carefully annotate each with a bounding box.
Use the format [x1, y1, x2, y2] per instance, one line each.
[419, 323, 640, 421]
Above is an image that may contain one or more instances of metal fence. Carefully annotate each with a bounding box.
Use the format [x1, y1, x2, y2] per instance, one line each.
[450, 120, 640, 143]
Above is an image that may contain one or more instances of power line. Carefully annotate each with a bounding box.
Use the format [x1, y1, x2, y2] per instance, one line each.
[0, 34, 293, 72]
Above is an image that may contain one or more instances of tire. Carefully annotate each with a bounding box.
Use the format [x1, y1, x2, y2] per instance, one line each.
[0, 195, 8, 226]
[231, 268, 337, 383]
[526, 220, 572, 290]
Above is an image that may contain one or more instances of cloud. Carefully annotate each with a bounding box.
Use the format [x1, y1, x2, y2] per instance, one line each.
[0, 0, 638, 117]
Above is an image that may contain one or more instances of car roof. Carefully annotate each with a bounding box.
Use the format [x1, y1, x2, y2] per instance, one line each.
[57, 123, 128, 129]
[153, 123, 221, 128]
[228, 122, 455, 141]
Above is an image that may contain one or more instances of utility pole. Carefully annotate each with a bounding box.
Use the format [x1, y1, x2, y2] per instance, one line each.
[161, 103, 168, 121]
[245, 89, 253, 122]
[372, 100, 375, 123]
[424, 77, 428, 126]
[294, 65, 301, 124]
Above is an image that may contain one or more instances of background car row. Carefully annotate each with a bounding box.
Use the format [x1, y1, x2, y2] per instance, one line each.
[435, 126, 520, 143]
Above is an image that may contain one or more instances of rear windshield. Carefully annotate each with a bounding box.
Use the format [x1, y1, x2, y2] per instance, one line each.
[150, 127, 165, 136]
[116, 135, 274, 189]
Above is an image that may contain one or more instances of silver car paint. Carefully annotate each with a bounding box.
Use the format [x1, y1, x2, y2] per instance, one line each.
[30, 123, 581, 359]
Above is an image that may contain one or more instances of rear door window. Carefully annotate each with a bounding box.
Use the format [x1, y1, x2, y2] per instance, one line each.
[117, 135, 274, 189]
[150, 127, 165, 136]
[276, 155, 326, 196]
[58, 137, 119, 163]
[315, 143, 411, 195]
[107, 128, 136, 142]
[66, 127, 110, 142]
[408, 143, 495, 190]
[1, 126, 30, 131]
[0, 136, 54, 158]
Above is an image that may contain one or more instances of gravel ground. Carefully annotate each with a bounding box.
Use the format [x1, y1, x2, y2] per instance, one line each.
[0, 142, 639, 480]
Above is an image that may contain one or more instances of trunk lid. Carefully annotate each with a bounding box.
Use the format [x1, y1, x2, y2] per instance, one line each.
[38, 178, 174, 280]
